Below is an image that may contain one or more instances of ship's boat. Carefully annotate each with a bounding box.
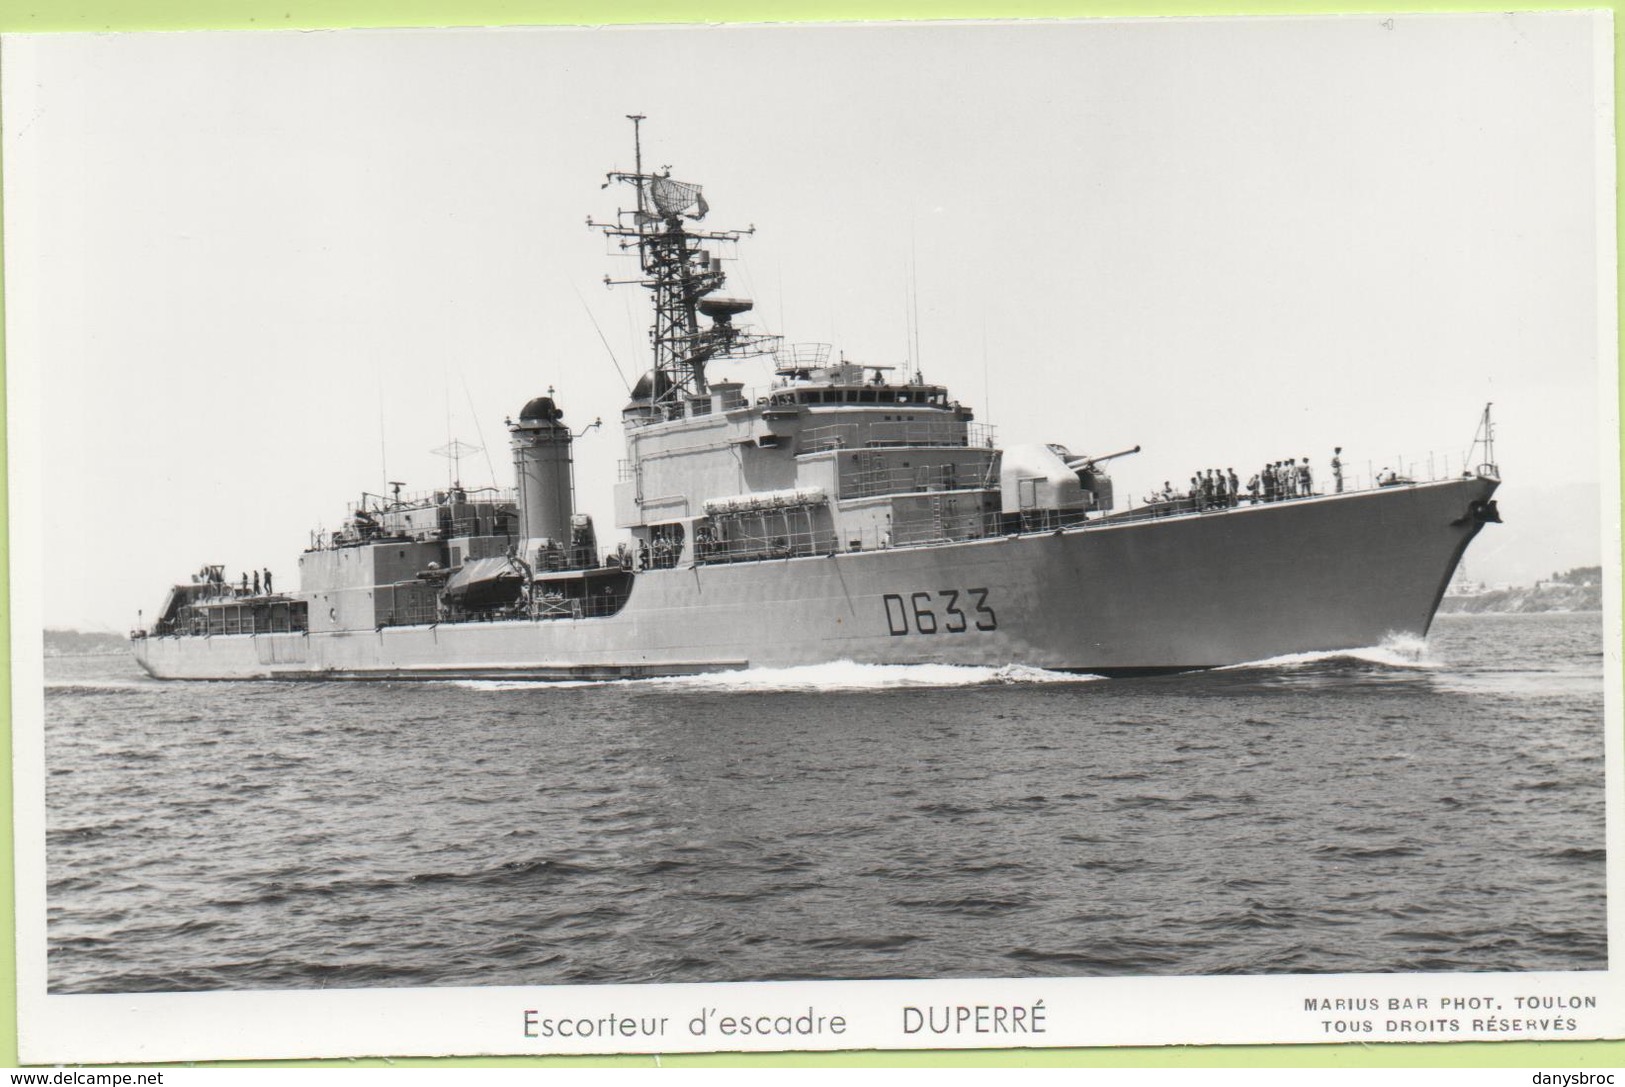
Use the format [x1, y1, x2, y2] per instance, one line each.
[130, 120, 1502, 681]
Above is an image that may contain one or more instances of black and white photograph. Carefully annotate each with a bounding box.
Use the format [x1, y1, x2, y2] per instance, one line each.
[4, 12, 1620, 1063]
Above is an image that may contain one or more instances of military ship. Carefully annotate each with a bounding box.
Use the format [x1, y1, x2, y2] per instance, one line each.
[131, 118, 1502, 681]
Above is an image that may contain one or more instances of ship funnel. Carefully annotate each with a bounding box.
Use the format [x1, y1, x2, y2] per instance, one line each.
[509, 393, 575, 546]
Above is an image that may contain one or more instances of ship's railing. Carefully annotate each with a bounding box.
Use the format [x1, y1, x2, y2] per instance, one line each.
[708, 457, 1491, 562]
[622, 375, 973, 429]
[694, 526, 842, 565]
[380, 578, 635, 626]
[773, 342, 834, 370]
[342, 485, 516, 518]
[376, 597, 443, 627]
[172, 585, 275, 605]
[316, 486, 519, 549]
[445, 512, 517, 540]
[888, 507, 1092, 548]
[1127, 454, 1494, 532]
[841, 457, 999, 499]
[532, 583, 634, 620]
[866, 461, 1482, 550]
[318, 514, 518, 551]
[695, 507, 1094, 561]
[1151, 447, 1490, 511]
[675, 450, 1490, 567]
[1331, 448, 1491, 493]
[158, 598, 309, 637]
[674, 453, 1492, 569]
[801, 420, 995, 453]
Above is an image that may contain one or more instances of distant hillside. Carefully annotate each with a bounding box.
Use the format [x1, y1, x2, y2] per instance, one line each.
[44, 629, 130, 657]
[1440, 565, 1603, 614]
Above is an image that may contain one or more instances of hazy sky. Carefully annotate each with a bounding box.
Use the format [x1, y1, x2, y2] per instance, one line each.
[4, 14, 1613, 630]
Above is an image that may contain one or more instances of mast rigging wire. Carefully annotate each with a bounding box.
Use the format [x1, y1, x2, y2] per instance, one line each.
[572, 279, 634, 394]
[456, 365, 500, 488]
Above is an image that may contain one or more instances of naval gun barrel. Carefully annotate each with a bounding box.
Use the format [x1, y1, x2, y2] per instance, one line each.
[1067, 444, 1141, 470]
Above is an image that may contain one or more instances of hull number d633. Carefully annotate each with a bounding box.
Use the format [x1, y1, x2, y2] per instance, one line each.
[883, 589, 998, 636]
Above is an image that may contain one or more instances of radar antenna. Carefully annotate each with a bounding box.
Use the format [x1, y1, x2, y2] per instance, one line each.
[590, 116, 779, 406]
[431, 439, 482, 489]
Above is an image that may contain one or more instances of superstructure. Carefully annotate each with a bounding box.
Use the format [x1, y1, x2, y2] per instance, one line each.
[132, 119, 1502, 680]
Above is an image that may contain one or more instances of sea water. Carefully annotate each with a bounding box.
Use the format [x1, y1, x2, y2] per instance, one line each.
[41, 612, 1607, 993]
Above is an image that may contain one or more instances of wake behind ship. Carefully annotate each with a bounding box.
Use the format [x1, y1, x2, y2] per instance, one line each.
[131, 119, 1503, 681]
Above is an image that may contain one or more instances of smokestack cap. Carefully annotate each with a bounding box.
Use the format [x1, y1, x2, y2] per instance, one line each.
[519, 396, 564, 422]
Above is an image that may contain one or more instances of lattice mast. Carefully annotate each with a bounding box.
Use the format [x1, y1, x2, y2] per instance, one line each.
[592, 115, 777, 405]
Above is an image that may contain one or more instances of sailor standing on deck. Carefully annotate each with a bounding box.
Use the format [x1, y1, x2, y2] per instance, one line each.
[1227, 468, 1240, 507]
[264, 568, 273, 595]
[1246, 472, 1260, 503]
[252, 570, 260, 595]
[1298, 458, 1313, 496]
[1331, 447, 1344, 493]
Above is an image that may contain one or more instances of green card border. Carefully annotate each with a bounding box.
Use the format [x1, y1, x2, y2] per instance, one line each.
[1, 0, 1618, 1071]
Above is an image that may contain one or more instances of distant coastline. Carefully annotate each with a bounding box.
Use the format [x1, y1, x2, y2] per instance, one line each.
[44, 630, 129, 658]
[1440, 566, 1603, 615]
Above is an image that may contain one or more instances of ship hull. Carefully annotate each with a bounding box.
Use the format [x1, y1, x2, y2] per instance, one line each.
[131, 476, 1498, 680]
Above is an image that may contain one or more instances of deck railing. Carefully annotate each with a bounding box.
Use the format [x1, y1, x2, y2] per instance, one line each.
[1150, 447, 1492, 511]
[694, 529, 842, 564]
[842, 457, 999, 499]
[159, 599, 309, 637]
[801, 420, 995, 453]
